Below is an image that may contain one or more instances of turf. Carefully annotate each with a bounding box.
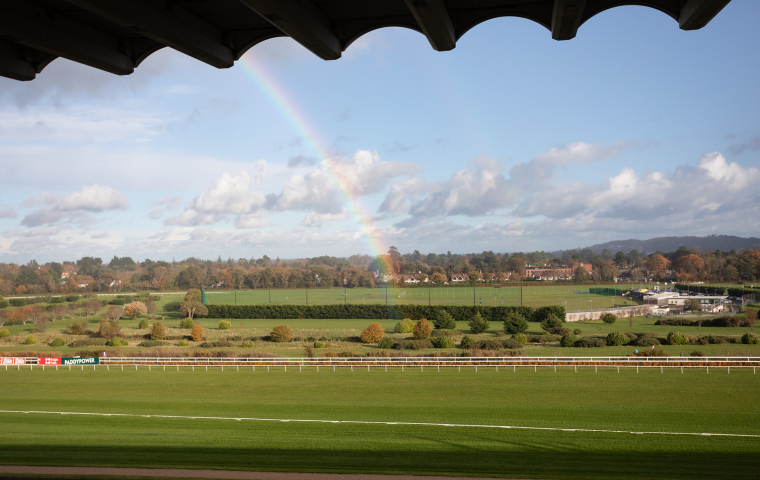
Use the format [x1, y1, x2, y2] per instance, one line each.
[0, 367, 758, 479]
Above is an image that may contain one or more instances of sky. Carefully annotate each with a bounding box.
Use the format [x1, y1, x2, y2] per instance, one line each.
[0, 2, 759, 264]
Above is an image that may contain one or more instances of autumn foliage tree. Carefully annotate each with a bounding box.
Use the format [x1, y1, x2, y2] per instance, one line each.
[270, 324, 293, 342]
[190, 324, 204, 342]
[179, 290, 208, 320]
[412, 318, 433, 339]
[124, 301, 147, 319]
[646, 254, 670, 277]
[150, 321, 166, 340]
[360, 322, 385, 343]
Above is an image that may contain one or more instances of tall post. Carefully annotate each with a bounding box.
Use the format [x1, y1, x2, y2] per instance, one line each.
[429, 285, 431, 306]
[306, 287, 308, 305]
[235, 290, 237, 305]
[344, 287, 346, 305]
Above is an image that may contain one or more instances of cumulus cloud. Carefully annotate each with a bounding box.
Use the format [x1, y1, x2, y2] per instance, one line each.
[148, 196, 184, 220]
[0, 206, 17, 219]
[166, 171, 267, 227]
[300, 211, 348, 226]
[21, 184, 129, 227]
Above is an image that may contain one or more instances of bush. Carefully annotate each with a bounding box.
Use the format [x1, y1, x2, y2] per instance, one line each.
[468, 313, 489, 334]
[547, 327, 571, 336]
[377, 337, 396, 349]
[108, 337, 128, 347]
[97, 319, 122, 340]
[741, 332, 760, 345]
[199, 341, 233, 348]
[179, 318, 195, 329]
[667, 330, 689, 346]
[512, 333, 528, 345]
[625, 332, 638, 341]
[540, 314, 562, 332]
[69, 338, 107, 348]
[534, 305, 565, 324]
[634, 336, 661, 346]
[631, 349, 668, 357]
[178, 339, 189, 346]
[314, 341, 327, 348]
[9, 299, 25, 307]
[138, 319, 149, 329]
[574, 337, 606, 348]
[138, 340, 167, 347]
[398, 339, 434, 350]
[50, 297, 64, 304]
[394, 318, 415, 333]
[573, 328, 582, 335]
[431, 329, 460, 338]
[0, 300, 7, 309]
[503, 312, 528, 334]
[25, 335, 38, 345]
[606, 331, 629, 346]
[50, 337, 65, 347]
[413, 318, 433, 339]
[190, 325, 204, 342]
[460, 335, 475, 346]
[690, 350, 704, 357]
[560, 334, 577, 347]
[434, 311, 457, 330]
[67, 295, 81, 302]
[697, 335, 730, 345]
[360, 322, 385, 343]
[109, 298, 125, 305]
[270, 324, 293, 342]
[601, 313, 617, 324]
[502, 338, 522, 349]
[0, 328, 9, 338]
[462, 339, 504, 350]
[432, 336, 455, 348]
[218, 320, 231, 330]
[150, 321, 166, 340]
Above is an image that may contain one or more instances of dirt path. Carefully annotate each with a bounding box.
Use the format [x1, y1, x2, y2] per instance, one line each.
[0, 466, 540, 480]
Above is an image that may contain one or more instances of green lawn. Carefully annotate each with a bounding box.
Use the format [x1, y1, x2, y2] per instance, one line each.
[0, 368, 758, 479]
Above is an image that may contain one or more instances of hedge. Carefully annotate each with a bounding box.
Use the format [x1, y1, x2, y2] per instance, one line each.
[674, 284, 726, 295]
[655, 316, 751, 327]
[203, 304, 554, 323]
[9, 299, 25, 307]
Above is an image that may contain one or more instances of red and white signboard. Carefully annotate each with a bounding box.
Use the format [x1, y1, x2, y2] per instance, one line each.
[1, 357, 26, 365]
[37, 357, 62, 365]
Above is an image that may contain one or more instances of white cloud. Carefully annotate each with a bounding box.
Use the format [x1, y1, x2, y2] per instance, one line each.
[21, 184, 129, 227]
[300, 211, 348, 226]
[0, 206, 16, 219]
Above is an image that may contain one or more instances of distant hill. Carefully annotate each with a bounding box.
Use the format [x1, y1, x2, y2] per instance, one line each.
[573, 235, 760, 255]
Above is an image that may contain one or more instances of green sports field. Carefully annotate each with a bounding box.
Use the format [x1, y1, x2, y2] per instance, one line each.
[0, 367, 758, 479]
[204, 284, 646, 310]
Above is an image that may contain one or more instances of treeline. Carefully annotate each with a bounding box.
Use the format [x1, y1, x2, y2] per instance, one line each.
[203, 304, 565, 323]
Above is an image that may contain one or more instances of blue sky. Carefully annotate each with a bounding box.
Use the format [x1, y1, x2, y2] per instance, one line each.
[0, 2, 759, 263]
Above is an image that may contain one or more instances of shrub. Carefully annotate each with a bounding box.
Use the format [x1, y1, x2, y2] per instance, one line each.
[108, 337, 128, 347]
[601, 313, 617, 324]
[360, 322, 385, 343]
[25, 335, 38, 345]
[138, 319, 149, 329]
[667, 330, 689, 346]
[50, 337, 65, 347]
[634, 336, 661, 346]
[697, 335, 730, 345]
[190, 325, 204, 342]
[432, 336, 455, 348]
[314, 341, 327, 348]
[547, 327, 571, 336]
[50, 296, 64, 304]
[741, 332, 760, 345]
[512, 333, 528, 345]
[468, 313, 489, 334]
[377, 337, 396, 349]
[503, 312, 528, 334]
[270, 324, 293, 342]
[625, 332, 638, 341]
[540, 314, 562, 332]
[138, 340, 167, 347]
[97, 319, 122, 340]
[502, 338, 522, 349]
[199, 341, 233, 348]
[460, 335, 475, 346]
[0, 328, 9, 338]
[534, 305, 565, 324]
[394, 318, 415, 333]
[69, 338, 107, 348]
[413, 318, 433, 339]
[218, 320, 231, 330]
[178, 339, 189, 346]
[690, 350, 705, 357]
[494, 331, 506, 337]
[398, 339, 434, 350]
[431, 329, 460, 338]
[0, 300, 7, 309]
[606, 332, 629, 346]
[560, 334, 577, 347]
[109, 298, 125, 305]
[434, 310, 457, 330]
[574, 337, 606, 348]
[67, 295, 81, 302]
[179, 318, 195, 329]
[9, 299, 25, 307]
[573, 328, 582, 335]
[150, 321, 166, 340]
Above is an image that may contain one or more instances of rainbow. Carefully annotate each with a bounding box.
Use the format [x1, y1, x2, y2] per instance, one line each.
[237, 54, 393, 273]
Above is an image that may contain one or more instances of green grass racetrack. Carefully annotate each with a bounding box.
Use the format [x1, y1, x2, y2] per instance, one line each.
[1, 367, 758, 479]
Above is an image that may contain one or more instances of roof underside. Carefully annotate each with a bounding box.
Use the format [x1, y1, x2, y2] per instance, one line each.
[0, 0, 732, 81]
